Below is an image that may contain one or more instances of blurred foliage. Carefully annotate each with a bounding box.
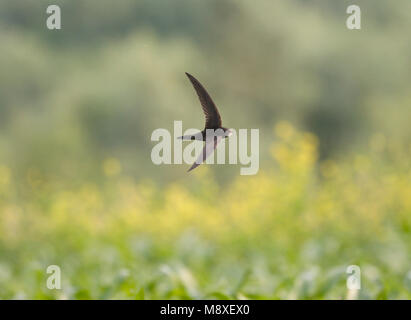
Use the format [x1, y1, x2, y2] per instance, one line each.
[1, 125, 410, 299]
[0, 0, 411, 299]
[0, 0, 411, 182]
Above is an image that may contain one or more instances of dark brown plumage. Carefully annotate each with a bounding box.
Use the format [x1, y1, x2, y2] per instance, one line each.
[185, 72, 222, 130]
[180, 72, 232, 172]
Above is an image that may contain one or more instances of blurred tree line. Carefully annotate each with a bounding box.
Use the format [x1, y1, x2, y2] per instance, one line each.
[0, 0, 410, 185]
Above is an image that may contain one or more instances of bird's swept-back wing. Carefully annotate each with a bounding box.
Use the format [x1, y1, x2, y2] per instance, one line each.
[188, 136, 222, 172]
[185, 72, 222, 129]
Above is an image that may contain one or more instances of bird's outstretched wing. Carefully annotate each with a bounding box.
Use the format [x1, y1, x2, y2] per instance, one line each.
[188, 136, 222, 172]
[185, 72, 222, 129]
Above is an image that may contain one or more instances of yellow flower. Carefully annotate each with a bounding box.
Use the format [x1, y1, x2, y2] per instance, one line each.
[103, 158, 122, 177]
[274, 121, 295, 141]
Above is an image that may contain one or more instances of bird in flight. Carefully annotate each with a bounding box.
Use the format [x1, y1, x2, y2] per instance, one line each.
[179, 72, 232, 172]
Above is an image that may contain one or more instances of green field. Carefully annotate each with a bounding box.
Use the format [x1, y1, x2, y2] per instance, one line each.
[1, 125, 410, 299]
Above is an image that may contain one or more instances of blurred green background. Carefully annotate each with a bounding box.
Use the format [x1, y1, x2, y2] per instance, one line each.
[0, 0, 410, 299]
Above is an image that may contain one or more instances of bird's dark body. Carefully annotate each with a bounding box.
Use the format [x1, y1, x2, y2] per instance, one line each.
[190, 128, 231, 141]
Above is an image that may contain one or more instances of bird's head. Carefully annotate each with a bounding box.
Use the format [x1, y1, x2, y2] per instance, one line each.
[223, 128, 233, 138]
